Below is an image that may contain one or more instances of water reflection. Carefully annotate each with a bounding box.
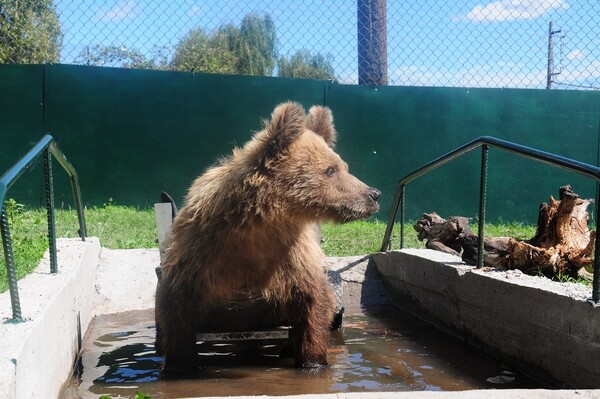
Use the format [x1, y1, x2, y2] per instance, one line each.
[95, 342, 161, 383]
[61, 306, 543, 398]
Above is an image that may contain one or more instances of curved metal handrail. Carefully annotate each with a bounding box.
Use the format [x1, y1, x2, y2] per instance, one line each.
[380, 136, 600, 303]
[1, 134, 87, 322]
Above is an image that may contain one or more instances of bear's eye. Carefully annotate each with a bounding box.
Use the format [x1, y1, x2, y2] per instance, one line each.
[325, 166, 337, 177]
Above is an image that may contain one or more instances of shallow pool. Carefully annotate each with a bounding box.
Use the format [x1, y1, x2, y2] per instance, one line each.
[60, 305, 542, 398]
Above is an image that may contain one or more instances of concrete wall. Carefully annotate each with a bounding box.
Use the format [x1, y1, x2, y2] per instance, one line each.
[372, 249, 600, 389]
[0, 239, 160, 399]
[0, 238, 100, 399]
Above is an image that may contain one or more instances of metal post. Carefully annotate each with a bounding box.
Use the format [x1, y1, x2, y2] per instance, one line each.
[1, 206, 23, 322]
[547, 21, 554, 89]
[477, 145, 489, 268]
[44, 149, 58, 274]
[380, 182, 403, 251]
[70, 176, 87, 240]
[593, 197, 600, 303]
[546, 21, 562, 89]
[399, 185, 405, 249]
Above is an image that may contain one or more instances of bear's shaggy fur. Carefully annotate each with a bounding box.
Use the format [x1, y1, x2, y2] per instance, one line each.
[155, 102, 380, 372]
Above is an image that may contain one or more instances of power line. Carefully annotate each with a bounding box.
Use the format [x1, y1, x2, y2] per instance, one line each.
[552, 81, 600, 90]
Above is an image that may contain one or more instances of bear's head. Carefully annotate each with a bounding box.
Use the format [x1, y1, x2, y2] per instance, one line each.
[244, 102, 380, 224]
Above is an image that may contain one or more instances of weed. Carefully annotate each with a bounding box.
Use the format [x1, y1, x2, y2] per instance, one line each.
[99, 392, 151, 399]
[552, 272, 591, 287]
[3, 198, 26, 226]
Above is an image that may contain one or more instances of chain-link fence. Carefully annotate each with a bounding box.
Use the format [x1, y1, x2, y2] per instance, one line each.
[1, 0, 599, 89]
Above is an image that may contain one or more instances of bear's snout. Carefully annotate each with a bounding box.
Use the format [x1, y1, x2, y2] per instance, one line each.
[368, 188, 381, 202]
[361, 186, 381, 217]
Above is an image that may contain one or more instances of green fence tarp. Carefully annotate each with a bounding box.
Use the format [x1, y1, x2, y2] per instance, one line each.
[326, 83, 600, 222]
[1, 64, 599, 223]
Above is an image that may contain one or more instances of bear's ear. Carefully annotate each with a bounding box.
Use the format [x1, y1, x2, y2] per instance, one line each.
[306, 106, 337, 148]
[262, 102, 306, 158]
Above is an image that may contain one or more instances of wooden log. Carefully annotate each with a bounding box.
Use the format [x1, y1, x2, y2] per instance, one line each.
[414, 185, 595, 279]
[529, 185, 592, 251]
[459, 233, 512, 269]
[414, 212, 471, 255]
[426, 239, 460, 257]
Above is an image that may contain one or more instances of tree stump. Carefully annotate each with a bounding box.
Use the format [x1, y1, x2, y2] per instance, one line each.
[414, 185, 595, 279]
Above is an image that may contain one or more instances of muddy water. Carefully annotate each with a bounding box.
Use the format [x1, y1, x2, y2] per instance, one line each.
[61, 306, 542, 398]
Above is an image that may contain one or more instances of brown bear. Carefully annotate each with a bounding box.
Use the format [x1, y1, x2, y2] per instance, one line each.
[155, 102, 380, 372]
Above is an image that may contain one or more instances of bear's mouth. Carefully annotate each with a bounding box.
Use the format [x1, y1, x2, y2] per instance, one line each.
[334, 201, 380, 222]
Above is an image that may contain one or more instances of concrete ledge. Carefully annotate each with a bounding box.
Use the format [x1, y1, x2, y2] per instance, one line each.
[371, 249, 600, 388]
[190, 390, 600, 399]
[0, 237, 101, 399]
[93, 247, 158, 315]
[323, 255, 394, 314]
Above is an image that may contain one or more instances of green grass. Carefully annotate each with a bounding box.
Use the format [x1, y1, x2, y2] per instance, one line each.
[0, 201, 157, 293]
[100, 392, 150, 399]
[482, 220, 537, 241]
[0, 201, 584, 293]
[319, 220, 538, 256]
[321, 219, 425, 256]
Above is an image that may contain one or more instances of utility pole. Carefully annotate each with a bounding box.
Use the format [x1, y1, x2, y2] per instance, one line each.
[546, 21, 562, 89]
[358, 0, 387, 85]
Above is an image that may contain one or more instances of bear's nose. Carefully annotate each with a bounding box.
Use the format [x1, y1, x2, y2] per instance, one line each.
[369, 188, 381, 202]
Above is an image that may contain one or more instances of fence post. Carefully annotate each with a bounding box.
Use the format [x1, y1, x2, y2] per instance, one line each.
[44, 149, 58, 274]
[477, 145, 489, 268]
[358, 0, 387, 85]
[1, 205, 23, 322]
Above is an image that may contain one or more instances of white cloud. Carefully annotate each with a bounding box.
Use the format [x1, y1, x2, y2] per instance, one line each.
[566, 49, 585, 61]
[554, 60, 600, 87]
[187, 6, 202, 17]
[388, 57, 600, 89]
[97, 0, 139, 22]
[453, 0, 569, 22]
[388, 63, 548, 88]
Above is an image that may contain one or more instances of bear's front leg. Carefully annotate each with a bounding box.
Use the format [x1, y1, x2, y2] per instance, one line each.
[290, 284, 335, 368]
[162, 332, 199, 374]
[155, 283, 200, 374]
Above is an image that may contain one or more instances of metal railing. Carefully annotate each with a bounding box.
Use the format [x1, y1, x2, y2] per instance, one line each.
[1, 135, 87, 323]
[380, 136, 600, 304]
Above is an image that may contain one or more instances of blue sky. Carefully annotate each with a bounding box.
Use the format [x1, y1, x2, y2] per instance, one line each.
[54, 0, 600, 89]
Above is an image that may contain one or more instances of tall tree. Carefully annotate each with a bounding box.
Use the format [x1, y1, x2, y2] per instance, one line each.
[0, 0, 62, 64]
[171, 28, 238, 74]
[171, 13, 276, 76]
[236, 13, 277, 76]
[278, 50, 336, 80]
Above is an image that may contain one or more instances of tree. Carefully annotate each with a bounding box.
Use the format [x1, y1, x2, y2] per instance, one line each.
[170, 28, 238, 74]
[278, 50, 336, 80]
[170, 13, 276, 76]
[0, 0, 62, 64]
[236, 13, 276, 76]
[75, 12, 279, 77]
[76, 45, 168, 69]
